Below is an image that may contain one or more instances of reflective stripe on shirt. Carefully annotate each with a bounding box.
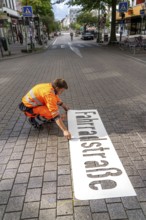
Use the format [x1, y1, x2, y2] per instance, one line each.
[51, 110, 59, 116]
[29, 90, 43, 106]
[25, 96, 38, 107]
[25, 89, 43, 106]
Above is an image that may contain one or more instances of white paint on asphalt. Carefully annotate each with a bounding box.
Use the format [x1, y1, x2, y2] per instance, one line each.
[68, 109, 136, 200]
[77, 44, 84, 47]
[68, 42, 82, 58]
[53, 38, 58, 45]
[61, 45, 65, 48]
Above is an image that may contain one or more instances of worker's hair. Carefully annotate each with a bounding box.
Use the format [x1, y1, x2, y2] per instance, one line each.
[53, 79, 68, 89]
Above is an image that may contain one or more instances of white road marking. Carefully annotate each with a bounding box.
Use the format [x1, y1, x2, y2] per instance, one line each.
[61, 45, 65, 48]
[77, 44, 84, 47]
[53, 38, 58, 45]
[68, 109, 136, 200]
[68, 42, 82, 58]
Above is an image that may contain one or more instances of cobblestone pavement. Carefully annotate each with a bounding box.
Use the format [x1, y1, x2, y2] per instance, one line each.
[0, 38, 54, 61]
[0, 43, 146, 220]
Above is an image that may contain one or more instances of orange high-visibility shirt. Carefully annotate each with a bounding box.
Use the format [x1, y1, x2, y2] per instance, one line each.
[22, 83, 62, 118]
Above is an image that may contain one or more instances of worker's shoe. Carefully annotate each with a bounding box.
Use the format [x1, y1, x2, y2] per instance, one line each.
[28, 118, 43, 130]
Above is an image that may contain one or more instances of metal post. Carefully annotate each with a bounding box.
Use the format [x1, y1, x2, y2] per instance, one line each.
[120, 22, 123, 42]
[0, 39, 4, 57]
[96, 8, 100, 43]
[119, 12, 125, 42]
[1, 1, 11, 55]
[2, 28, 11, 55]
[141, 16, 143, 34]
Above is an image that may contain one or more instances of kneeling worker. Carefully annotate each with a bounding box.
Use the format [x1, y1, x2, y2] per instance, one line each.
[19, 79, 71, 140]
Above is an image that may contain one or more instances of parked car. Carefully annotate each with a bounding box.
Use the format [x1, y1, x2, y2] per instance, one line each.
[81, 32, 94, 40]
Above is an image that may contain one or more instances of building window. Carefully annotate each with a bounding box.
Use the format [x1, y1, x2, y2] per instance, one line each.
[11, 0, 15, 10]
[8, 0, 12, 8]
[4, 0, 8, 7]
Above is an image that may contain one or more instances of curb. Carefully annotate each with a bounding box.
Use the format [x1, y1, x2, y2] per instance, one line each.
[0, 38, 55, 62]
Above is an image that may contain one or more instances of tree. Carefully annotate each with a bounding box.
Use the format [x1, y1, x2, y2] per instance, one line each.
[21, 0, 52, 16]
[77, 12, 98, 32]
[70, 22, 81, 31]
[21, 0, 57, 34]
[68, 0, 119, 44]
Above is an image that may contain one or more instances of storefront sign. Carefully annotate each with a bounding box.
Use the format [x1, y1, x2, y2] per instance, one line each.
[68, 110, 136, 200]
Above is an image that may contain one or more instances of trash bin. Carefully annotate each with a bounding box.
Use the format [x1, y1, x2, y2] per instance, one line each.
[104, 34, 108, 42]
[0, 37, 8, 51]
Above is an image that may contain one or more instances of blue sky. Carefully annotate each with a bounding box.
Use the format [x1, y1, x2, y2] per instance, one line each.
[52, 0, 81, 21]
[52, 0, 69, 20]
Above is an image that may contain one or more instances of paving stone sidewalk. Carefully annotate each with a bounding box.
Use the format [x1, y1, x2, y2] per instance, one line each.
[0, 38, 55, 61]
[0, 43, 146, 220]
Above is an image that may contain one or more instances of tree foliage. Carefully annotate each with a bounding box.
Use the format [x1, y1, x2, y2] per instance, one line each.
[21, 0, 52, 16]
[70, 22, 81, 30]
[21, 0, 57, 33]
[68, 0, 119, 43]
[77, 12, 98, 26]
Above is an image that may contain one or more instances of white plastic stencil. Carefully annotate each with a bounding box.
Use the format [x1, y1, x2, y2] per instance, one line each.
[68, 109, 136, 200]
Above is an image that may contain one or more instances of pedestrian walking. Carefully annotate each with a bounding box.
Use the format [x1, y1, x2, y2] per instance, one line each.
[18, 31, 23, 44]
[70, 32, 73, 41]
[19, 79, 71, 140]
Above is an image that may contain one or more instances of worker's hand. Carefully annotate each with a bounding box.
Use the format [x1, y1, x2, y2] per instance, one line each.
[63, 130, 71, 140]
[62, 104, 70, 112]
[64, 106, 70, 111]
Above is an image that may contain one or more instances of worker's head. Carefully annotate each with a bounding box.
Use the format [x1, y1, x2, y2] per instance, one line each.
[53, 79, 68, 95]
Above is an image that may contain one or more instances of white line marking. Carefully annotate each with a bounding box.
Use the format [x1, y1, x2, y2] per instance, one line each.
[68, 42, 82, 58]
[68, 109, 136, 200]
[77, 44, 84, 47]
[53, 38, 58, 45]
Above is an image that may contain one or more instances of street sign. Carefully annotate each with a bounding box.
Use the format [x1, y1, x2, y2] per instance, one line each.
[140, 9, 145, 15]
[140, 9, 145, 18]
[22, 6, 33, 17]
[119, 2, 128, 12]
